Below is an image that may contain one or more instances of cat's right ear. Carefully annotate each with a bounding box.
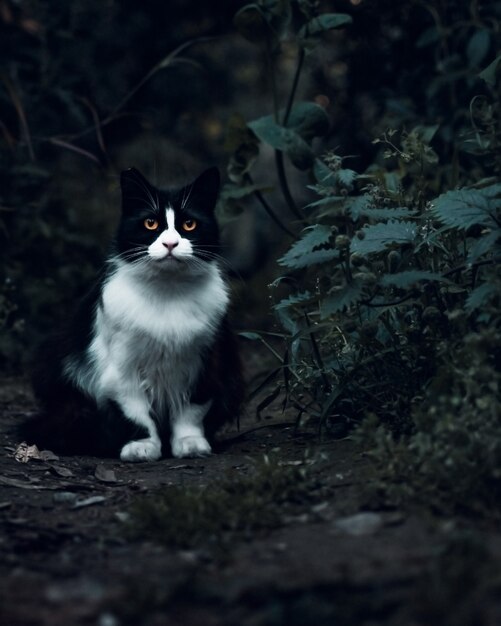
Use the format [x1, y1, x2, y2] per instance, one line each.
[120, 168, 154, 212]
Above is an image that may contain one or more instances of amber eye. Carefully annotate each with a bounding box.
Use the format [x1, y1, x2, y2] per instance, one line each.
[144, 218, 159, 230]
[182, 219, 197, 232]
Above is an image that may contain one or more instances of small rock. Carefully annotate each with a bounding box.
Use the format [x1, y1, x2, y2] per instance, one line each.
[94, 464, 117, 483]
[53, 492, 79, 504]
[98, 612, 120, 626]
[50, 465, 74, 478]
[72, 496, 107, 509]
[334, 512, 383, 536]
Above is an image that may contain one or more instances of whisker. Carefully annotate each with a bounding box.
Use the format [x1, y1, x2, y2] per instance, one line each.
[191, 248, 243, 278]
[181, 183, 193, 211]
[129, 175, 159, 213]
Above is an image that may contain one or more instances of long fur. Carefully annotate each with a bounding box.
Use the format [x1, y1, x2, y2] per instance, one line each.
[20, 167, 244, 460]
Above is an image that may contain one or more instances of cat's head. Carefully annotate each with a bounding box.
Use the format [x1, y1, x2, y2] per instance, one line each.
[116, 167, 221, 272]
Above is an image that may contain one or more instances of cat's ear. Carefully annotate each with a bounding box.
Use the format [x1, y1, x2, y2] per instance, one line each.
[189, 167, 220, 213]
[120, 168, 155, 212]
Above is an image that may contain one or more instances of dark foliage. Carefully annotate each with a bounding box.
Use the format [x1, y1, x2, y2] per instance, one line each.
[221, 0, 501, 513]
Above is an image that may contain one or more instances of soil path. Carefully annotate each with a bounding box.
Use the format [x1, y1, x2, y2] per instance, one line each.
[1, 378, 500, 626]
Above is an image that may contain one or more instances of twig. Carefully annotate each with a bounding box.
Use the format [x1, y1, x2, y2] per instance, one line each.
[282, 48, 305, 126]
[442, 255, 501, 278]
[275, 150, 305, 221]
[246, 174, 297, 238]
[303, 311, 331, 392]
[1, 75, 35, 160]
[68, 37, 213, 142]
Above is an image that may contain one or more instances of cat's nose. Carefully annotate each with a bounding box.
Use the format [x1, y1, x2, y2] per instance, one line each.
[162, 241, 179, 253]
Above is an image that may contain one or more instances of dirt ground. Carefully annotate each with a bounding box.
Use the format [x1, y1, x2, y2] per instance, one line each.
[1, 376, 501, 626]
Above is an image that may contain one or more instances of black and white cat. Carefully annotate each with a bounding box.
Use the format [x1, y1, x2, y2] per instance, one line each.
[21, 167, 243, 461]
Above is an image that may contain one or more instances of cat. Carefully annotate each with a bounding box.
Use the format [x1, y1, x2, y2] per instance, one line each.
[20, 166, 244, 461]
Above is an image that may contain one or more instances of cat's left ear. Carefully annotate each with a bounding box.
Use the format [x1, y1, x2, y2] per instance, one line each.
[120, 167, 155, 213]
[189, 167, 220, 213]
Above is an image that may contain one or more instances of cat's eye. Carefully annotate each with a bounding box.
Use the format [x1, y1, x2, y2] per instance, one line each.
[144, 218, 159, 230]
[182, 219, 197, 232]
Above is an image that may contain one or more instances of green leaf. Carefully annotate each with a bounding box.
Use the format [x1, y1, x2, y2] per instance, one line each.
[380, 271, 447, 288]
[298, 13, 352, 39]
[320, 282, 364, 318]
[281, 248, 340, 269]
[350, 221, 417, 255]
[345, 195, 372, 220]
[467, 230, 501, 264]
[465, 282, 498, 313]
[430, 189, 498, 230]
[283, 133, 315, 169]
[345, 194, 416, 221]
[239, 331, 262, 340]
[233, 4, 270, 43]
[248, 103, 329, 168]
[479, 54, 501, 86]
[277, 224, 336, 268]
[234, 1, 291, 43]
[478, 183, 501, 199]
[313, 159, 336, 185]
[337, 168, 357, 188]
[412, 124, 440, 144]
[466, 29, 490, 68]
[275, 290, 313, 310]
[305, 195, 344, 210]
[416, 26, 439, 48]
[361, 207, 417, 221]
[248, 116, 314, 169]
[285, 102, 330, 140]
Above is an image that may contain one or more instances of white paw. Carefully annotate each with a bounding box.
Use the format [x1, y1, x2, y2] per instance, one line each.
[171, 436, 212, 458]
[120, 439, 161, 462]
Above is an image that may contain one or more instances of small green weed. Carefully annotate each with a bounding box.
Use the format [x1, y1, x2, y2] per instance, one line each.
[357, 328, 501, 515]
[126, 455, 319, 549]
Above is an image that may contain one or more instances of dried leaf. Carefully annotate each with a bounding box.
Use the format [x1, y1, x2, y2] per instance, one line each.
[39, 450, 59, 462]
[14, 442, 42, 463]
[14, 442, 59, 463]
[50, 465, 74, 478]
[72, 496, 107, 509]
[94, 465, 118, 483]
[0, 476, 42, 490]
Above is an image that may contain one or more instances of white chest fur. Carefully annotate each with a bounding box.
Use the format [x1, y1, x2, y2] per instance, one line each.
[101, 263, 228, 348]
[67, 262, 229, 415]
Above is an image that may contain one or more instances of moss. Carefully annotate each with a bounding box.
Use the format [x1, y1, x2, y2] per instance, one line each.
[126, 455, 319, 549]
[358, 328, 501, 516]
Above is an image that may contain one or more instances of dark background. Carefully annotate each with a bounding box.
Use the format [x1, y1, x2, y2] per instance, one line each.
[0, 0, 499, 371]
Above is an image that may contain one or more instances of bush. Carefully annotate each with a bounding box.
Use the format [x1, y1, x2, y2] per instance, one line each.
[224, 0, 501, 513]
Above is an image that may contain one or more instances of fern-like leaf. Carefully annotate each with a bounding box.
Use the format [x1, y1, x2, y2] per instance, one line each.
[320, 282, 364, 318]
[465, 282, 498, 313]
[278, 224, 337, 268]
[350, 221, 417, 255]
[380, 271, 447, 288]
[275, 291, 313, 310]
[430, 189, 498, 230]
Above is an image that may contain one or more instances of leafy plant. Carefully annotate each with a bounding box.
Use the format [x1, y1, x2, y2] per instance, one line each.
[226, 0, 501, 512]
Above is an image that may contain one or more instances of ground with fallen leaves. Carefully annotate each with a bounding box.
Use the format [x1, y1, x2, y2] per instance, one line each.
[1, 377, 501, 626]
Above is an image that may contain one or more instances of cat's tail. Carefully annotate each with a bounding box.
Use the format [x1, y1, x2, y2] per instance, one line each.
[16, 401, 107, 456]
[16, 394, 146, 458]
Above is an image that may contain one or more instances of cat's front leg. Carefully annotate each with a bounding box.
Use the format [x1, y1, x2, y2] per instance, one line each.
[112, 394, 162, 462]
[170, 401, 212, 458]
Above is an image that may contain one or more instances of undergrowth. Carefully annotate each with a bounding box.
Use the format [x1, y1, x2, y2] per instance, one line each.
[126, 455, 320, 550]
[222, 0, 501, 515]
